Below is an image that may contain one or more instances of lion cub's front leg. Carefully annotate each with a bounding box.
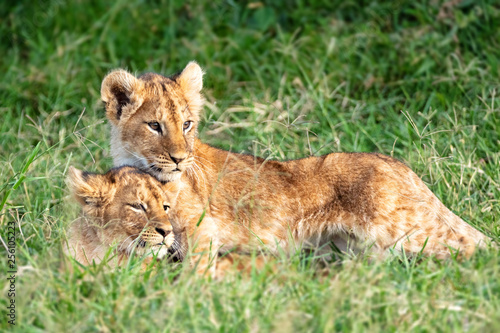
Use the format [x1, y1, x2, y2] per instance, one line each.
[186, 221, 266, 278]
[184, 220, 221, 277]
[190, 245, 218, 277]
[191, 248, 268, 279]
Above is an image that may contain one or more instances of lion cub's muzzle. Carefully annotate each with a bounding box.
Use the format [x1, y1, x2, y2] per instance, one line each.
[131, 225, 176, 260]
[150, 156, 194, 182]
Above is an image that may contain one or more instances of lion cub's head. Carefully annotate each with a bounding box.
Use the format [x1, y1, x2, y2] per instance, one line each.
[66, 166, 180, 264]
[101, 62, 204, 182]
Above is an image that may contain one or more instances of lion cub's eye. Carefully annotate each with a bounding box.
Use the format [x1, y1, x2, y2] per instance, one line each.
[129, 203, 147, 212]
[163, 205, 170, 213]
[148, 122, 162, 133]
[183, 121, 193, 132]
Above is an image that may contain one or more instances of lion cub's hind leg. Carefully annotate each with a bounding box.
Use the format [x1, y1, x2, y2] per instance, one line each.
[366, 168, 490, 259]
[324, 153, 491, 260]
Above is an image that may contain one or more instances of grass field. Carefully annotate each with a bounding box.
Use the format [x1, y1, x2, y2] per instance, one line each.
[1, 0, 500, 331]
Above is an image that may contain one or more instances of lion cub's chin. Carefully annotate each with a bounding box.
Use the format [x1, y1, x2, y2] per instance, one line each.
[136, 235, 176, 260]
[153, 170, 183, 182]
[135, 246, 171, 261]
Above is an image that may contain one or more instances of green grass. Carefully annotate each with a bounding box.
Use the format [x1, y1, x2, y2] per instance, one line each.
[1, 0, 500, 331]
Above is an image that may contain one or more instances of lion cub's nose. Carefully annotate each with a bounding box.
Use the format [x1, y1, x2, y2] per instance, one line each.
[169, 154, 186, 164]
[155, 227, 170, 238]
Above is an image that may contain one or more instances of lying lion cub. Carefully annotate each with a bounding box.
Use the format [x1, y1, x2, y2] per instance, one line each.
[100, 62, 491, 275]
[65, 166, 180, 266]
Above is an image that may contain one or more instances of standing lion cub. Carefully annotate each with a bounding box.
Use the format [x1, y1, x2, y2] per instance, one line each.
[99, 61, 491, 275]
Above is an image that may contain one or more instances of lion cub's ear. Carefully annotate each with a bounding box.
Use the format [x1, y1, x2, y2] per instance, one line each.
[177, 61, 205, 114]
[67, 166, 116, 207]
[101, 69, 144, 125]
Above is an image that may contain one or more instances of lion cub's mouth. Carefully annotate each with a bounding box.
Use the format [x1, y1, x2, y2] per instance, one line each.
[131, 239, 175, 261]
[148, 163, 185, 182]
[150, 163, 184, 173]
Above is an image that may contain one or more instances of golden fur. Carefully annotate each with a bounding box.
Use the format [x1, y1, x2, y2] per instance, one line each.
[101, 62, 492, 275]
[65, 166, 180, 266]
[101, 62, 203, 182]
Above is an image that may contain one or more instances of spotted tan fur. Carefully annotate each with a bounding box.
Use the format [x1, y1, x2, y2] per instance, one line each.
[101, 62, 492, 275]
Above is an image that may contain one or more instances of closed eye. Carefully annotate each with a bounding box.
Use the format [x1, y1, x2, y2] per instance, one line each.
[128, 203, 147, 212]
